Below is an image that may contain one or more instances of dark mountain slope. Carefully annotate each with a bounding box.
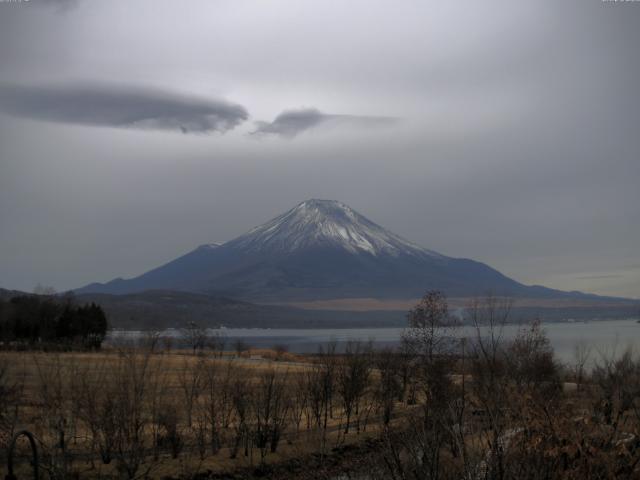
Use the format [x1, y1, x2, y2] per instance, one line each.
[77, 199, 623, 303]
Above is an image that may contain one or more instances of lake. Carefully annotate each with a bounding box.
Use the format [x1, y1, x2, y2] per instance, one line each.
[109, 318, 640, 366]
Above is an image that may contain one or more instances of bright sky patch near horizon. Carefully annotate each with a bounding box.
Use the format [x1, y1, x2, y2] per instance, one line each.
[0, 0, 638, 299]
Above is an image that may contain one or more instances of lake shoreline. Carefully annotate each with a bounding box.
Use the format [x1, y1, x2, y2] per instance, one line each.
[108, 318, 640, 364]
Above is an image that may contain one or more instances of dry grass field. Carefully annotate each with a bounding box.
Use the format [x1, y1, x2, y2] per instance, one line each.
[0, 346, 413, 480]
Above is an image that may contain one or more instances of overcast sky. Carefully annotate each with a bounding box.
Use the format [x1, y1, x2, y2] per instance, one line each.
[0, 0, 638, 298]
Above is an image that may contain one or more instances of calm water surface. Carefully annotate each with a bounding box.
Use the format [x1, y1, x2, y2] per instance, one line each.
[109, 318, 640, 365]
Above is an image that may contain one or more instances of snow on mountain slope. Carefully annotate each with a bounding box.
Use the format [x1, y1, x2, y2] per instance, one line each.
[225, 199, 443, 258]
[78, 198, 607, 302]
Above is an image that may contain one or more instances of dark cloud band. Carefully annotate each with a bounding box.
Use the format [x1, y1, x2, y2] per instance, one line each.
[252, 108, 397, 138]
[0, 83, 249, 134]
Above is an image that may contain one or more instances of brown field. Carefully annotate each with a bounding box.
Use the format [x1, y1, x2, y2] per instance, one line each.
[0, 347, 414, 480]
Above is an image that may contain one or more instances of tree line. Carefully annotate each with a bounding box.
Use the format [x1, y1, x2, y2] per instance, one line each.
[0, 294, 108, 349]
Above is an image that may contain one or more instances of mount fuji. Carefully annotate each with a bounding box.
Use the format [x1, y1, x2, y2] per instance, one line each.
[77, 199, 600, 302]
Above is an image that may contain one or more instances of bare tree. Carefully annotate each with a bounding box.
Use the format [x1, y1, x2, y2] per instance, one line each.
[252, 369, 290, 463]
[573, 340, 592, 391]
[290, 371, 309, 434]
[32, 354, 77, 479]
[234, 339, 249, 356]
[218, 360, 237, 431]
[403, 290, 457, 361]
[229, 375, 251, 459]
[337, 340, 372, 434]
[374, 348, 402, 428]
[140, 330, 161, 353]
[110, 350, 157, 480]
[181, 321, 208, 354]
[465, 295, 516, 480]
[0, 357, 23, 452]
[206, 331, 227, 357]
[199, 357, 224, 455]
[73, 358, 115, 467]
[177, 356, 204, 428]
[156, 402, 183, 459]
[307, 341, 337, 456]
[273, 343, 289, 361]
[162, 335, 174, 354]
[592, 348, 640, 432]
[507, 319, 560, 393]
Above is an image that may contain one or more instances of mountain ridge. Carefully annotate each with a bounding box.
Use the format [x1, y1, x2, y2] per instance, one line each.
[76, 199, 626, 303]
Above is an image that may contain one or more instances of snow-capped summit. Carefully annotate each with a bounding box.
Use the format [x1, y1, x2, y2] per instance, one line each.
[226, 199, 441, 258]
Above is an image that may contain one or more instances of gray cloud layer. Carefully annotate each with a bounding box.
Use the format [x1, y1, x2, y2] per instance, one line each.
[34, 0, 79, 12]
[40, 0, 77, 6]
[252, 108, 396, 138]
[0, 0, 638, 298]
[0, 83, 249, 134]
